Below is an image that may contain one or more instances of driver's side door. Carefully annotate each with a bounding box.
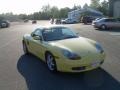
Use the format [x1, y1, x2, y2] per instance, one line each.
[30, 29, 46, 60]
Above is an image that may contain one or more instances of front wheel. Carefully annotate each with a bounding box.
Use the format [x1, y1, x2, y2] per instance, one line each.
[100, 25, 107, 30]
[46, 53, 57, 72]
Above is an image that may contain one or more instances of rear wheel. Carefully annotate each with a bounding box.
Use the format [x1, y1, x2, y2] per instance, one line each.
[1, 23, 7, 28]
[46, 53, 57, 72]
[23, 41, 29, 54]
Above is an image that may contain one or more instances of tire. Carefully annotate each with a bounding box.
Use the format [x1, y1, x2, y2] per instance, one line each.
[83, 21, 87, 25]
[46, 53, 57, 72]
[23, 41, 29, 54]
[100, 25, 107, 30]
[1, 23, 7, 28]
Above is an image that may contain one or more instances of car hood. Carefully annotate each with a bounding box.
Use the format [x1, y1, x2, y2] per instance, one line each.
[48, 37, 97, 56]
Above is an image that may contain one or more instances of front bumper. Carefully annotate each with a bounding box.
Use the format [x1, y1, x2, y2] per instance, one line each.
[93, 24, 100, 28]
[55, 53, 105, 72]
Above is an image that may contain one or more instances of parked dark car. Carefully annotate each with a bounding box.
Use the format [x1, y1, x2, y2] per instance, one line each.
[32, 20, 37, 24]
[81, 16, 95, 24]
[24, 19, 29, 23]
[0, 20, 10, 28]
[54, 19, 61, 24]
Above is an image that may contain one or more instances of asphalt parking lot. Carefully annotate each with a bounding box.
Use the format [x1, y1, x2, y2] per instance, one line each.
[0, 21, 120, 90]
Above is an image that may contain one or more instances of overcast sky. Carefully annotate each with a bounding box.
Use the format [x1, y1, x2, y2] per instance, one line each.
[0, 0, 91, 14]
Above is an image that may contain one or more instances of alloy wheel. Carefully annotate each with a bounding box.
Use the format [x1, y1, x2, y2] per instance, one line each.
[46, 54, 56, 71]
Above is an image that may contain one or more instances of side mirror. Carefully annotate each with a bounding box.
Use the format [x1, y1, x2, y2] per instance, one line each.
[33, 35, 42, 41]
[31, 33, 35, 37]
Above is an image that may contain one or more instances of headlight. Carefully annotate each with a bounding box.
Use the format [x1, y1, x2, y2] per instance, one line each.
[62, 49, 81, 60]
[95, 43, 104, 53]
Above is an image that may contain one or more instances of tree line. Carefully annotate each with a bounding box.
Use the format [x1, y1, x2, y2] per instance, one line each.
[0, 0, 109, 21]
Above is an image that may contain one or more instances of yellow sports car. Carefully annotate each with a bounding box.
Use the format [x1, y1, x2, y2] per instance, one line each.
[22, 25, 105, 72]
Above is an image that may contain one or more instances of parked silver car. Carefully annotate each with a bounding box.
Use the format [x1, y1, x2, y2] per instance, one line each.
[92, 18, 120, 29]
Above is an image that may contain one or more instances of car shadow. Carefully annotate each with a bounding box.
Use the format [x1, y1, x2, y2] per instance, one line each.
[17, 54, 120, 90]
[82, 23, 92, 25]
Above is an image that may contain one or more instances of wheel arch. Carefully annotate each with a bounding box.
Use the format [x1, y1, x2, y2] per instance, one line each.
[45, 51, 53, 61]
[100, 24, 107, 29]
[22, 39, 27, 45]
[45, 50, 57, 72]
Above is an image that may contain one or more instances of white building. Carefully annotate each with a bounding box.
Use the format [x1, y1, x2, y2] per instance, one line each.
[68, 8, 103, 22]
[68, 9, 81, 22]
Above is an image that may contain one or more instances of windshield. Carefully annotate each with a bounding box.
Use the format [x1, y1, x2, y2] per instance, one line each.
[42, 27, 78, 41]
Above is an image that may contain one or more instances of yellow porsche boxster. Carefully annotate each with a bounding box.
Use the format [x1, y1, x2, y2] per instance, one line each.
[22, 25, 105, 72]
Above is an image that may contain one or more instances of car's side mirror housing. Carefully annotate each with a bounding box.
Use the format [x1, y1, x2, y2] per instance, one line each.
[31, 33, 35, 37]
[33, 35, 42, 41]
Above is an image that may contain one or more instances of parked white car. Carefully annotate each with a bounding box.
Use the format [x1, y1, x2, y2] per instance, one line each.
[61, 18, 77, 24]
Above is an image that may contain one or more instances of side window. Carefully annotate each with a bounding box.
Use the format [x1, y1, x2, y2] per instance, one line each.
[62, 28, 74, 36]
[104, 19, 112, 22]
[32, 29, 42, 36]
[111, 19, 117, 22]
[49, 28, 62, 37]
[105, 19, 116, 22]
[104, 19, 109, 22]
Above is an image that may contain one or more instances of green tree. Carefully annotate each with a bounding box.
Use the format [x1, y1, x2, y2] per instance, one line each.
[19, 14, 28, 20]
[83, 3, 89, 9]
[90, 0, 100, 10]
[41, 4, 51, 13]
[77, 5, 82, 10]
[50, 6, 59, 18]
[99, 0, 109, 16]
[0, 16, 4, 20]
[90, 0, 109, 16]
[41, 5, 51, 19]
[59, 7, 70, 18]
